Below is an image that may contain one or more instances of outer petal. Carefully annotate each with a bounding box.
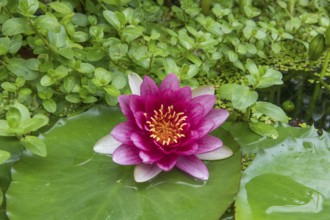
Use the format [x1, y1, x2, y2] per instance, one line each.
[160, 73, 180, 91]
[112, 144, 142, 165]
[93, 134, 121, 155]
[190, 120, 215, 140]
[176, 155, 209, 180]
[205, 109, 229, 131]
[175, 143, 198, 155]
[181, 102, 204, 126]
[129, 95, 145, 113]
[118, 95, 133, 120]
[133, 111, 146, 130]
[197, 145, 233, 160]
[195, 135, 223, 154]
[156, 155, 178, 171]
[171, 87, 192, 103]
[130, 132, 153, 151]
[139, 150, 165, 164]
[134, 164, 162, 183]
[192, 85, 215, 98]
[128, 73, 143, 95]
[140, 76, 159, 96]
[192, 94, 216, 116]
[111, 122, 135, 145]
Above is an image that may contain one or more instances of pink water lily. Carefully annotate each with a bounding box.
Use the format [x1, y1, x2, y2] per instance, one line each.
[94, 73, 233, 182]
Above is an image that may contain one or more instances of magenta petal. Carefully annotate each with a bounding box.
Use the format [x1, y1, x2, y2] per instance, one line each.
[133, 111, 146, 129]
[192, 94, 216, 116]
[172, 87, 192, 102]
[156, 155, 178, 171]
[185, 103, 204, 126]
[175, 143, 198, 155]
[139, 150, 165, 164]
[191, 120, 215, 140]
[129, 95, 145, 113]
[112, 144, 142, 165]
[176, 155, 209, 180]
[205, 109, 229, 131]
[140, 76, 159, 96]
[160, 73, 180, 91]
[130, 132, 153, 151]
[111, 122, 135, 145]
[134, 164, 162, 182]
[196, 135, 223, 154]
[118, 95, 132, 119]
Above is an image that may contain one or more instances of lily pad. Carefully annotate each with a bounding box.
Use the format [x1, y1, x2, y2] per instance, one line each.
[225, 122, 330, 220]
[6, 106, 241, 220]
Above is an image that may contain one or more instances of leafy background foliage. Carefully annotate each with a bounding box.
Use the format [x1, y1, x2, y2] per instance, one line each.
[0, 0, 330, 219]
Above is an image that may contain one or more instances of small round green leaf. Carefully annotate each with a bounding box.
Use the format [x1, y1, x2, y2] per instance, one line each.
[20, 136, 47, 157]
[0, 37, 11, 55]
[36, 15, 61, 33]
[6, 58, 39, 80]
[2, 18, 33, 36]
[103, 85, 121, 97]
[18, 0, 39, 16]
[254, 101, 289, 123]
[6, 107, 21, 129]
[218, 84, 258, 110]
[42, 99, 57, 113]
[65, 94, 81, 103]
[109, 43, 128, 61]
[49, 2, 73, 14]
[0, 150, 11, 165]
[308, 34, 325, 61]
[103, 10, 121, 31]
[249, 122, 279, 139]
[22, 115, 48, 134]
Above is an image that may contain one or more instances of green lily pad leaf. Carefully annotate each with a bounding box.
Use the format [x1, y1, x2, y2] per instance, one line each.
[0, 136, 24, 215]
[224, 122, 330, 220]
[7, 106, 241, 220]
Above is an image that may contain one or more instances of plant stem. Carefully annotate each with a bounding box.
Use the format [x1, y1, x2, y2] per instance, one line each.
[201, 0, 211, 15]
[305, 49, 330, 121]
[293, 74, 304, 118]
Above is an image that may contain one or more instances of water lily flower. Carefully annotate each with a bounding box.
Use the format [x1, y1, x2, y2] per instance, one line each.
[94, 73, 233, 182]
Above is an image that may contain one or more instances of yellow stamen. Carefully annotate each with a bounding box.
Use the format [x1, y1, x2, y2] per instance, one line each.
[145, 104, 188, 146]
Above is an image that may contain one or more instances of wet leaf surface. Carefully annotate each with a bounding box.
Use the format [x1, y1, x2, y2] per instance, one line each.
[6, 106, 241, 220]
[225, 123, 330, 220]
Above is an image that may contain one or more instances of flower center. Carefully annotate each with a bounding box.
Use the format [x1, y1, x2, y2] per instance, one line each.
[146, 105, 187, 146]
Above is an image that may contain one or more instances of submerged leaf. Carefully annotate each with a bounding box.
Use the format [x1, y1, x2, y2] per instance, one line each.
[224, 123, 330, 220]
